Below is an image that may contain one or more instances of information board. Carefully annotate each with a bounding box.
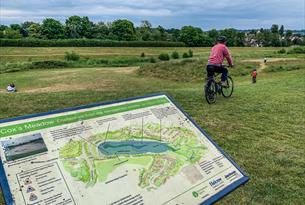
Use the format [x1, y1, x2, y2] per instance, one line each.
[0, 94, 248, 205]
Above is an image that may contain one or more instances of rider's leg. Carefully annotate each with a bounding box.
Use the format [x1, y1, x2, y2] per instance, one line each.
[220, 67, 228, 87]
[206, 65, 215, 87]
[213, 66, 228, 86]
[220, 67, 228, 82]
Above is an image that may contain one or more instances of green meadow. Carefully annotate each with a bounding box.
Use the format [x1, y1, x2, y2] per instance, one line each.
[0, 47, 304, 205]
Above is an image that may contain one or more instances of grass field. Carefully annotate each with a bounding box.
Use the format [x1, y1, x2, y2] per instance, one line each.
[0, 47, 304, 205]
[1, 47, 303, 63]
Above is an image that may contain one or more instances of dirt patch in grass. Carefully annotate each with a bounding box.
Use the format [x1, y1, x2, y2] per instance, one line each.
[21, 81, 114, 93]
[100, 67, 138, 74]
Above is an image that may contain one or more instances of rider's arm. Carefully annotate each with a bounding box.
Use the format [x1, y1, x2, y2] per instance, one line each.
[223, 46, 233, 67]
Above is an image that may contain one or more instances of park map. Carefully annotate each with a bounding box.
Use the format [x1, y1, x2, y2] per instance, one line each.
[0, 94, 248, 205]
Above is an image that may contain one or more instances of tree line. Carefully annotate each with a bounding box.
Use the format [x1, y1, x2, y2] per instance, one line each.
[0, 16, 304, 47]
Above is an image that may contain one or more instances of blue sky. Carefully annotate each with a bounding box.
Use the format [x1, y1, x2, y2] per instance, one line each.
[1, 0, 304, 30]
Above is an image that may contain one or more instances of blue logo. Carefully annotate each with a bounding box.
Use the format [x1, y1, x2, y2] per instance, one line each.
[209, 178, 222, 187]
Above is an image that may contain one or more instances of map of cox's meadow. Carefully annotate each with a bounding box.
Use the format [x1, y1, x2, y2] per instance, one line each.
[0, 94, 248, 205]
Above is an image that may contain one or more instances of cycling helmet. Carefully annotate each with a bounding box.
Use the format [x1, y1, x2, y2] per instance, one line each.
[217, 36, 227, 43]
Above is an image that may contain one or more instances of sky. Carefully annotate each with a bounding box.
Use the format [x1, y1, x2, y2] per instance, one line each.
[1, 0, 305, 30]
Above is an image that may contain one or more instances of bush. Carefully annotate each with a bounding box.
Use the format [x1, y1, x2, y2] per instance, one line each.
[277, 48, 286, 54]
[287, 47, 305, 54]
[149, 57, 156, 63]
[171, 51, 179, 59]
[182, 53, 189, 58]
[30, 60, 69, 69]
[141, 52, 145, 57]
[65, 51, 80, 61]
[188, 49, 193, 57]
[158, 53, 170, 61]
[0, 39, 186, 47]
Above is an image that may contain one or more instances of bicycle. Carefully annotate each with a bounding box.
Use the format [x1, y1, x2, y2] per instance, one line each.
[204, 68, 234, 104]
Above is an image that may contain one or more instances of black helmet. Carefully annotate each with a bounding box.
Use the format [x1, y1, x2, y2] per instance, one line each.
[217, 36, 227, 43]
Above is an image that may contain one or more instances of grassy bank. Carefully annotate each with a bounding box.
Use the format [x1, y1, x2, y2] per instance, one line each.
[138, 58, 260, 82]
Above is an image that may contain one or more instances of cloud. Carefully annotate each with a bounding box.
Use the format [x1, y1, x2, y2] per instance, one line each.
[0, 0, 304, 29]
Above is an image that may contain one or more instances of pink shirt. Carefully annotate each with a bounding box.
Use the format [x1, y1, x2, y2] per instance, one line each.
[208, 43, 233, 66]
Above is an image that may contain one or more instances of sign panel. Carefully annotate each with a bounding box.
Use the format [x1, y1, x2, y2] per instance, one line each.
[0, 94, 248, 205]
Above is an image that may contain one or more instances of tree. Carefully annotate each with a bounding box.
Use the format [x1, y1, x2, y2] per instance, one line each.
[156, 25, 168, 41]
[10, 24, 21, 31]
[279, 25, 284, 36]
[0, 25, 8, 38]
[151, 29, 162, 41]
[208, 29, 219, 41]
[179, 26, 203, 46]
[20, 21, 36, 37]
[138, 20, 152, 41]
[140, 20, 152, 29]
[92, 22, 109, 39]
[41, 18, 65, 39]
[65, 16, 94, 38]
[3, 28, 22, 39]
[166, 28, 180, 41]
[111, 19, 136, 41]
[271, 24, 279, 34]
[286, 30, 293, 37]
[28, 23, 42, 38]
[219, 28, 238, 46]
[236, 32, 245, 46]
[270, 33, 281, 46]
[8, 24, 22, 38]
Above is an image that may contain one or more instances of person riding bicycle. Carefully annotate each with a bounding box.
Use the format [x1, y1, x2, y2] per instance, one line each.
[206, 36, 234, 87]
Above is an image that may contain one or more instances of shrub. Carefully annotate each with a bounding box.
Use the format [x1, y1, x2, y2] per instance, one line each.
[182, 52, 189, 58]
[65, 51, 80, 61]
[287, 47, 305, 54]
[277, 48, 286, 54]
[99, 59, 110, 64]
[141, 52, 145, 57]
[158, 53, 170, 61]
[30, 60, 69, 69]
[188, 49, 193, 57]
[149, 57, 156, 63]
[171, 51, 179, 59]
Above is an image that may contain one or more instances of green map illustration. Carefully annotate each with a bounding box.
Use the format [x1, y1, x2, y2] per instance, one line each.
[59, 123, 207, 190]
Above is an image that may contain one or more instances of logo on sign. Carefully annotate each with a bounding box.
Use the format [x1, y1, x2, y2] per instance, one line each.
[209, 178, 222, 187]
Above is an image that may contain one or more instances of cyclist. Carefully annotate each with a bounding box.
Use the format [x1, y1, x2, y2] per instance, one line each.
[206, 36, 234, 87]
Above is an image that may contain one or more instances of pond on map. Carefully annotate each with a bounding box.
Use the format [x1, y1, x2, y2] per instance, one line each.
[98, 140, 174, 155]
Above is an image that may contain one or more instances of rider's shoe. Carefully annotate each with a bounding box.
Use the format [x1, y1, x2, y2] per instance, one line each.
[220, 81, 229, 88]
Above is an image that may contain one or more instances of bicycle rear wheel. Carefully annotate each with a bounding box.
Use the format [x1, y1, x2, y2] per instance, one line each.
[221, 76, 234, 98]
[205, 81, 217, 104]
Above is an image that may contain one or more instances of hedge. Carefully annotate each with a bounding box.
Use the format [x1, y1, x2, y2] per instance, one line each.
[0, 39, 186, 47]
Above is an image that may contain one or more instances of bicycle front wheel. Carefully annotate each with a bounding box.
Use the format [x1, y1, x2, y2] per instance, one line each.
[205, 81, 217, 104]
[221, 76, 234, 98]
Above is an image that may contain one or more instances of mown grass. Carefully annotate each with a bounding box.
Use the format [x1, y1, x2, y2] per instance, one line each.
[0, 48, 304, 205]
[0, 47, 299, 63]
